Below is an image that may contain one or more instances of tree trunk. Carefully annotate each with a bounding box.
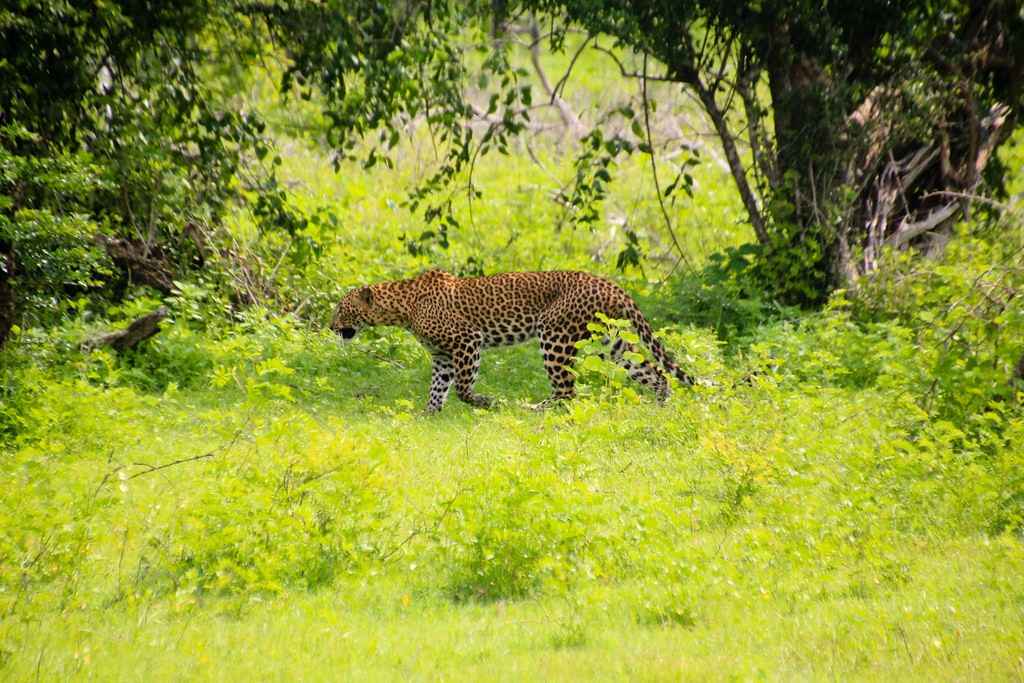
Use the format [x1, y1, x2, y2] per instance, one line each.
[765, 27, 842, 219]
[759, 27, 1014, 298]
[98, 235, 175, 294]
[0, 247, 14, 347]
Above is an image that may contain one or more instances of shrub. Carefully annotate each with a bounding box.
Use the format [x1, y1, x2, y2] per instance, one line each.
[440, 463, 607, 602]
[648, 244, 799, 347]
[160, 416, 391, 597]
[850, 222, 1024, 424]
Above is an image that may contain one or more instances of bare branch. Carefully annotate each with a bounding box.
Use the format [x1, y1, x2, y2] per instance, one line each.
[689, 74, 769, 245]
[526, 18, 585, 137]
[885, 202, 960, 248]
[591, 45, 680, 83]
[707, 31, 737, 97]
[922, 189, 1015, 211]
[126, 428, 246, 481]
[550, 34, 593, 103]
[973, 103, 1012, 183]
[641, 54, 689, 266]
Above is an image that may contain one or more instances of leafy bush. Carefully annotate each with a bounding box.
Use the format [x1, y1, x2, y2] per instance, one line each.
[440, 462, 608, 602]
[747, 301, 922, 390]
[0, 125, 110, 330]
[571, 314, 642, 403]
[851, 222, 1024, 423]
[570, 313, 727, 400]
[161, 418, 391, 597]
[742, 219, 1024, 436]
[640, 244, 800, 350]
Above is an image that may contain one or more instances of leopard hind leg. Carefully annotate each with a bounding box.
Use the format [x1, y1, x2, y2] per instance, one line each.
[536, 327, 583, 407]
[609, 338, 671, 402]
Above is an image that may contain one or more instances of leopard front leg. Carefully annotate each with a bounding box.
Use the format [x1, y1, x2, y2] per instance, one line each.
[426, 353, 455, 413]
[452, 339, 493, 409]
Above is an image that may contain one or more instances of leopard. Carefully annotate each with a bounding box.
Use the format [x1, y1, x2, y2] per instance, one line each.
[330, 269, 693, 412]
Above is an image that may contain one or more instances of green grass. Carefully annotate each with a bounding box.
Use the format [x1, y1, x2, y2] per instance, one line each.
[9, 544, 1023, 681]
[2, 323, 1023, 679]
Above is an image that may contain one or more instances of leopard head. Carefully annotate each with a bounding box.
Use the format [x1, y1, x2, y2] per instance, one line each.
[330, 286, 375, 341]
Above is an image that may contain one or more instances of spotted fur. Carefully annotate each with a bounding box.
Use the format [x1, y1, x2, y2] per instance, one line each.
[330, 270, 693, 412]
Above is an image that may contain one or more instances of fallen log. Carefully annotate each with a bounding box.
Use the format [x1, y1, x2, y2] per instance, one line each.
[83, 307, 169, 352]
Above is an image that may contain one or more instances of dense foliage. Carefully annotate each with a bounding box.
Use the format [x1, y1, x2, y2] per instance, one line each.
[503, 0, 1024, 301]
[0, 1, 272, 342]
[2, 126, 1023, 675]
[5, 1, 1021, 339]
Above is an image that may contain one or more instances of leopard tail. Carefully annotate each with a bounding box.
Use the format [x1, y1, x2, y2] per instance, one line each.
[623, 302, 695, 386]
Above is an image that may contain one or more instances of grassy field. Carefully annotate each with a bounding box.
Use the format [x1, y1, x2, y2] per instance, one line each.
[3, 335, 1023, 680]
[3, 44, 1024, 681]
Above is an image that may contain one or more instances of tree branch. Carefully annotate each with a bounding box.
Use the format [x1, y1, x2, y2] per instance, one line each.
[591, 45, 680, 83]
[737, 58, 778, 190]
[550, 34, 592, 104]
[885, 202, 960, 248]
[82, 307, 169, 352]
[687, 73, 770, 245]
[641, 54, 689, 265]
[126, 428, 245, 480]
[526, 18, 585, 137]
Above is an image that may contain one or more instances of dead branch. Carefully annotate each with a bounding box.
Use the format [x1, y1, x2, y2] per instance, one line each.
[128, 449, 218, 479]
[885, 202, 960, 248]
[466, 102, 560, 133]
[82, 306, 169, 352]
[922, 189, 1016, 211]
[641, 54, 689, 266]
[973, 103, 1012, 182]
[97, 235, 175, 294]
[860, 99, 1009, 269]
[524, 18, 586, 138]
[112, 428, 245, 488]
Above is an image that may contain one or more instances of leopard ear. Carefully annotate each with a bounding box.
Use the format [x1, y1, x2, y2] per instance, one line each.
[358, 286, 374, 306]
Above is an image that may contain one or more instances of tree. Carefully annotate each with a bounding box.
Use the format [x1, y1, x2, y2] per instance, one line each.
[0, 0, 499, 344]
[4, 0, 1021, 348]
[513, 0, 1024, 303]
[270, 0, 1023, 303]
[0, 1, 268, 344]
